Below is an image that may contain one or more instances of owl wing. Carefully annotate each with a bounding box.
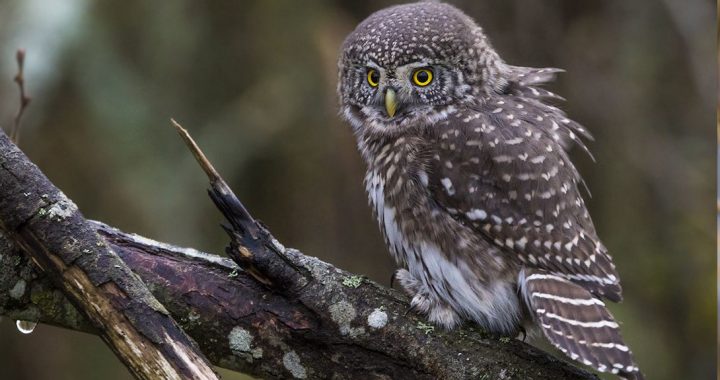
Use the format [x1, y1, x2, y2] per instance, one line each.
[425, 96, 622, 302]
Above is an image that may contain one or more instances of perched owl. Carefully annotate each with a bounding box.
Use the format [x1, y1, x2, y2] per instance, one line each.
[337, 2, 643, 379]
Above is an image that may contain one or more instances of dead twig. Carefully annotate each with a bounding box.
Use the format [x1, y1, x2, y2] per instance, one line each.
[11, 49, 32, 144]
[170, 118, 274, 286]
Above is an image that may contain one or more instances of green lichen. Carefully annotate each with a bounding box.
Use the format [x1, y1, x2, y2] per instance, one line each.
[187, 311, 201, 322]
[282, 351, 307, 379]
[46, 201, 75, 221]
[329, 301, 365, 337]
[30, 288, 62, 317]
[62, 302, 85, 330]
[367, 308, 388, 329]
[181, 310, 203, 329]
[416, 321, 435, 335]
[228, 268, 239, 278]
[499, 336, 511, 343]
[228, 326, 263, 363]
[229, 327, 253, 352]
[33, 199, 77, 222]
[342, 275, 363, 288]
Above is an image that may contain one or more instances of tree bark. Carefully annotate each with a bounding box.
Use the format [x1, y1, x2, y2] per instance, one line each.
[0, 221, 597, 380]
[0, 131, 217, 380]
[0, 128, 598, 379]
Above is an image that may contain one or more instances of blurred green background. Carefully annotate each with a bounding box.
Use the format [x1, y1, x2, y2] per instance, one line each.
[0, 1, 715, 379]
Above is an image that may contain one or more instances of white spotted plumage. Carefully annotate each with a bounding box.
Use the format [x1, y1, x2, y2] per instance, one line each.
[340, 2, 642, 379]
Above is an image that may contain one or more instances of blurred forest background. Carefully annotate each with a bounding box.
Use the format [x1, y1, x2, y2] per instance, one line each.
[0, 1, 715, 379]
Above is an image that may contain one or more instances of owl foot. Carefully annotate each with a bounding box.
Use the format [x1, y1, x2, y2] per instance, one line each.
[409, 292, 432, 314]
[407, 299, 462, 330]
[394, 269, 433, 317]
[393, 269, 423, 297]
[395, 269, 462, 329]
[427, 303, 461, 330]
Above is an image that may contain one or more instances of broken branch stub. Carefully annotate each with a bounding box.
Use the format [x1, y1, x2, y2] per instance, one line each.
[171, 119, 309, 292]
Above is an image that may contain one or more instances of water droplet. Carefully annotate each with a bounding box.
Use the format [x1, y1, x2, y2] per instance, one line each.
[16, 320, 37, 334]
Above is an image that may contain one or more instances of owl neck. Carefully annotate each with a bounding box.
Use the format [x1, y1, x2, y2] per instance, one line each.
[357, 135, 389, 167]
[353, 105, 458, 166]
[359, 131, 430, 175]
[358, 133, 406, 167]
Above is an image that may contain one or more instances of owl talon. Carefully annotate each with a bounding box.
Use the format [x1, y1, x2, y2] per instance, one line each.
[403, 303, 416, 317]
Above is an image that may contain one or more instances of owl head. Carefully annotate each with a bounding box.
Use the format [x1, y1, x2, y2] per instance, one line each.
[338, 2, 509, 137]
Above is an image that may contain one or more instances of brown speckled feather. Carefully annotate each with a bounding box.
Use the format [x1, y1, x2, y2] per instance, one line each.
[425, 97, 623, 302]
[338, 2, 642, 378]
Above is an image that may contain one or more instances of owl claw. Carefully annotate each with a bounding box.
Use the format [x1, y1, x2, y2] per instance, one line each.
[410, 293, 433, 313]
[519, 326, 527, 342]
[403, 303, 416, 317]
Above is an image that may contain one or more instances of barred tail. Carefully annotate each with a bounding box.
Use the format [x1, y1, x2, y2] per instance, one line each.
[520, 270, 643, 380]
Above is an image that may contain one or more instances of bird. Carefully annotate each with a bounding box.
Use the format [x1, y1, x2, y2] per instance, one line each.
[337, 2, 643, 379]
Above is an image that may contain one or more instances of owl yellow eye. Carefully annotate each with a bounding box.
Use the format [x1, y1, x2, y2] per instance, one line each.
[412, 68, 433, 87]
[367, 69, 380, 87]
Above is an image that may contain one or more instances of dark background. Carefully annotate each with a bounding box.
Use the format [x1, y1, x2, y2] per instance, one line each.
[0, 1, 715, 379]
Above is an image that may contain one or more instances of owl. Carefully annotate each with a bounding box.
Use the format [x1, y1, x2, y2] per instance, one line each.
[337, 2, 643, 379]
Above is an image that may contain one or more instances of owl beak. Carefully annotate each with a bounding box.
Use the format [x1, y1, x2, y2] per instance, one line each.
[384, 88, 397, 117]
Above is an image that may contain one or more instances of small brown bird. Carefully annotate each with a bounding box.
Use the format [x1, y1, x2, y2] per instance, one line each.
[337, 2, 643, 379]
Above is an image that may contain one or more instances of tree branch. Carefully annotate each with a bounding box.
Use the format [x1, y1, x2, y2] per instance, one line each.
[0, 126, 597, 379]
[0, 130, 218, 380]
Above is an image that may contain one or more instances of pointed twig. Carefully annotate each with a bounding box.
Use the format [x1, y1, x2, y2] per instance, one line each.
[170, 118, 274, 286]
[11, 49, 31, 144]
[170, 119, 222, 184]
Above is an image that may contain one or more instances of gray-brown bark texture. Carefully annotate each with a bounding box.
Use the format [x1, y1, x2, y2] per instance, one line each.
[0, 128, 597, 380]
[0, 131, 218, 380]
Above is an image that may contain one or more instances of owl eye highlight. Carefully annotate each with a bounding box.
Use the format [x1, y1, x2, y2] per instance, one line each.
[412, 68, 433, 87]
[367, 69, 380, 87]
